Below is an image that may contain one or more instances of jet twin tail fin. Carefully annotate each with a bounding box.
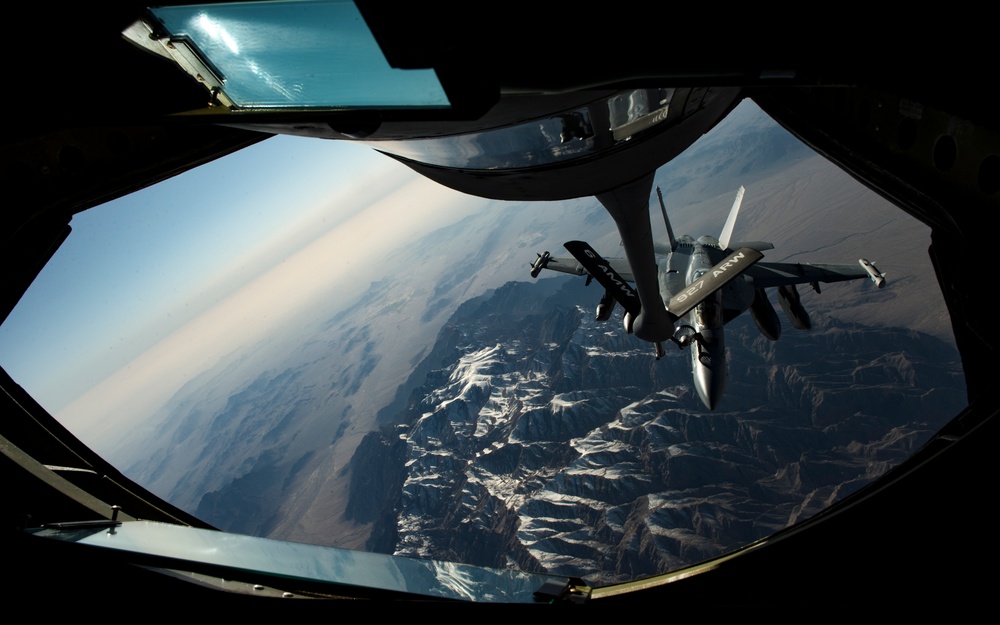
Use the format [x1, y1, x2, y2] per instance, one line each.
[718, 185, 745, 251]
[655, 185, 749, 253]
[655, 187, 676, 252]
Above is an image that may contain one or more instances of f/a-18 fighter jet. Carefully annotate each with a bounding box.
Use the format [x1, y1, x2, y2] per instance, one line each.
[530, 177, 886, 410]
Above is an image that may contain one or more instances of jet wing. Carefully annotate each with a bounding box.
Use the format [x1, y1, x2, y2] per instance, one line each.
[746, 261, 874, 288]
[535, 256, 585, 276]
[535, 256, 635, 282]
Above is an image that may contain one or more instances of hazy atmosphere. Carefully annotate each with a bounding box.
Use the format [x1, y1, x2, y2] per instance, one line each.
[0, 100, 963, 581]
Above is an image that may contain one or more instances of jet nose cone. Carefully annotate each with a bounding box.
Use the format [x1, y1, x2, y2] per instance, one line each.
[692, 337, 726, 410]
[694, 373, 725, 410]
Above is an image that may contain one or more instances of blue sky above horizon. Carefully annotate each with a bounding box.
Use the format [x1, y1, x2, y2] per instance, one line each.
[0, 98, 942, 447]
[0, 135, 413, 414]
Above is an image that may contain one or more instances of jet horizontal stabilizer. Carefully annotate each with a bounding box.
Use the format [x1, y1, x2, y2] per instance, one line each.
[564, 240, 641, 316]
[667, 247, 764, 318]
[728, 240, 774, 252]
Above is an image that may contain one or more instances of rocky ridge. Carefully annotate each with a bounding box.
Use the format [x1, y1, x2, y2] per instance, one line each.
[349, 279, 964, 583]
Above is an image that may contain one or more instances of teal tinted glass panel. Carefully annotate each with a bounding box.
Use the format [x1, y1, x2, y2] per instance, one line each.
[31, 521, 570, 602]
[150, 1, 450, 109]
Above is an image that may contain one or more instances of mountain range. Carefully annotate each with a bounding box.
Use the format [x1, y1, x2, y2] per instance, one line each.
[345, 278, 963, 582]
[111, 100, 963, 582]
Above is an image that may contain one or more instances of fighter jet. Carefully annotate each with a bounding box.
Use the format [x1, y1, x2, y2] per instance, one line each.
[530, 181, 886, 410]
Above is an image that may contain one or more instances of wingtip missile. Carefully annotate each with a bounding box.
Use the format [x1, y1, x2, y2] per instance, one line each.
[530, 251, 551, 278]
[858, 258, 886, 288]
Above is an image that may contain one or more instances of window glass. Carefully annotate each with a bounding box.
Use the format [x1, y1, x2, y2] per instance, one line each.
[374, 88, 675, 170]
[146, 0, 449, 109]
[0, 100, 965, 585]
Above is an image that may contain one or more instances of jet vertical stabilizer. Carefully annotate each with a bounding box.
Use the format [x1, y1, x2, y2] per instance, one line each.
[718, 185, 745, 251]
[656, 186, 676, 252]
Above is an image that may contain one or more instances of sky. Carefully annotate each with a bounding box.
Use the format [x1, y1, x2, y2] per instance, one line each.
[0, 134, 476, 419]
[0, 99, 948, 449]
